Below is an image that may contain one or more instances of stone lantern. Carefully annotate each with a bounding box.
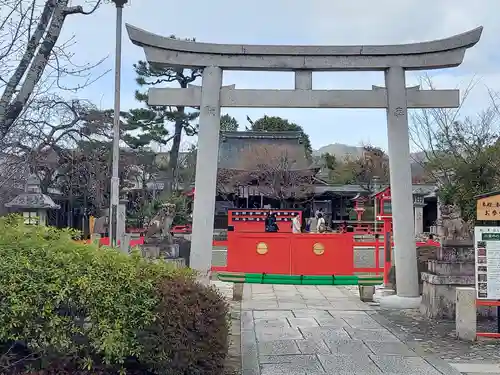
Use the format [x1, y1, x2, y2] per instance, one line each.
[351, 193, 367, 222]
[4, 174, 60, 225]
[412, 188, 427, 235]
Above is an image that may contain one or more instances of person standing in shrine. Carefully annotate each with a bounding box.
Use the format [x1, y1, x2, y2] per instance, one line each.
[265, 212, 279, 232]
[317, 213, 326, 233]
[292, 214, 301, 233]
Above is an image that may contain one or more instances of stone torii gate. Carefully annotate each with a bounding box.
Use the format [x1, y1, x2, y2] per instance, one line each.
[127, 24, 482, 307]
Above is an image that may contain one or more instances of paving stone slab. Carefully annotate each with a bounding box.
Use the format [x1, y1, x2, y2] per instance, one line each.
[260, 362, 325, 375]
[254, 310, 294, 320]
[295, 338, 331, 354]
[243, 301, 279, 309]
[364, 341, 418, 356]
[277, 302, 309, 309]
[241, 340, 259, 371]
[241, 329, 257, 346]
[370, 355, 444, 374]
[314, 316, 349, 327]
[449, 362, 500, 373]
[242, 312, 255, 331]
[260, 354, 326, 375]
[251, 288, 276, 293]
[254, 318, 290, 329]
[274, 292, 300, 297]
[242, 368, 260, 375]
[259, 354, 317, 364]
[287, 317, 319, 328]
[241, 310, 254, 322]
[329, 310, 368, 316]
[323, 338, 373, 356]
[300, 326, 351, 340]
[303, 300, 330, 306]
[425, 357, 463, 375]
[344, 327, 400, 342]
[257, 340, 301, 356]
[291, 309, 331, 318]
[276, 298, 304, 303]
[318, 354, 382, 374]
[342, 315, 385, 330]
[251, 293, 277, 297]
[256, 326, 304, 342]
[301, 293, 328, 299]
[306, 304, 334, 310]
[328, 303, 367, 311]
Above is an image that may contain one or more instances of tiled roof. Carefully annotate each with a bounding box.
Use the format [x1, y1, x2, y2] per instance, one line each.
[218, 131, 312, 170]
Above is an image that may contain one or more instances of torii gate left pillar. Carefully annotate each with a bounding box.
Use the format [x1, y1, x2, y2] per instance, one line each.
[127, 24, 482, 302]
[191, 66, 222, 282]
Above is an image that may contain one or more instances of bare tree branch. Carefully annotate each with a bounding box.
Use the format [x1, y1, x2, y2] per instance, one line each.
[0, 0, 106, 140]
[218, 145, 314, 207]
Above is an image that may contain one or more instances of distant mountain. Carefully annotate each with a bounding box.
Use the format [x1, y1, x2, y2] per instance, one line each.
[313, 143, 364, 159]
[313, 144, 428, 179]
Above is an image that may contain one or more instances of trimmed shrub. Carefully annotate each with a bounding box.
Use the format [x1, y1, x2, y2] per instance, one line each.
[138, 277, 230, 375]
[0, 215, 195, 373]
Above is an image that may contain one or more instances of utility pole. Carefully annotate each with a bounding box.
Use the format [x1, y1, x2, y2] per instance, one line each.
[109, 0, 128, 247]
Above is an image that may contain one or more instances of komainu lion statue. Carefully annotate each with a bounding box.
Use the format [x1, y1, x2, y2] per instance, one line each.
[144, 203, 176, 244]
[438, 204, 472, 241]
[141, 203, 179, 259]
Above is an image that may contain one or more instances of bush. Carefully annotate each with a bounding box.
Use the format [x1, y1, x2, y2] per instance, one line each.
[137, 277, 229, 375]
[0, 215, 229, 374]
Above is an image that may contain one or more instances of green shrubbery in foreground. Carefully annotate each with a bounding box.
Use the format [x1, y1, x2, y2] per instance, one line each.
[0, 215, 229, 375]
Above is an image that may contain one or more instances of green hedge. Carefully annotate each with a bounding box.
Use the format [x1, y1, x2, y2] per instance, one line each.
[0, 215, 229, 374]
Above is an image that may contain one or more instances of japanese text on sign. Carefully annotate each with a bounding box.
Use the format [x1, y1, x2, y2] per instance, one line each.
[477, 194, 500, 221]
[483, 232, 500, 241]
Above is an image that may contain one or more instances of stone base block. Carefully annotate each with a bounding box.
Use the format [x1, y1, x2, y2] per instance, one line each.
[140, 244, 160, 259]
[420, 273, 498, 319]
[438, 241, 474, 262]
[233, 283, 244, 301]
[379, 294, 421, 309]
[427, 259, 475, 277]
[420, 273, 473, 319]
[164, 257, 186, 268]
[358, 285, 375, 302]
[456, 287, 477, 341]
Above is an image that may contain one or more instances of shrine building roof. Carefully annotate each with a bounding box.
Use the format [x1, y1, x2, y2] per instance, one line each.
[218, 131, 314, 171]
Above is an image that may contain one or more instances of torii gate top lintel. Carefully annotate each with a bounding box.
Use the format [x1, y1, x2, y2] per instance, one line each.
[126, 24, 483, 71]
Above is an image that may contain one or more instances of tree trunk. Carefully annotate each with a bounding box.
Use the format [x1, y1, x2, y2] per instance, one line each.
[0, 0, 57, 136]
[0, 0, 69, 138]
[163, 110, 184, 196]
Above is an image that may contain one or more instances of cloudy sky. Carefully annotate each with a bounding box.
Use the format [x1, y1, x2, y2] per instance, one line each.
[61, 0, 499, 151]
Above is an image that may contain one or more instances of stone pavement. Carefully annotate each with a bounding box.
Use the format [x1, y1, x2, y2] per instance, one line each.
[211, 279, 234, 299]
[241, 284, 461, 375]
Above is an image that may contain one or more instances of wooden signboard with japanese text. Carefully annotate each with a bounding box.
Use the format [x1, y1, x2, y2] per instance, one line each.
[477, 192, 500, 221]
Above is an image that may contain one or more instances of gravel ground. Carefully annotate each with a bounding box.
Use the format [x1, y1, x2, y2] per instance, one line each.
[375, 308, 500, 363]
[342, 286, 500, 363]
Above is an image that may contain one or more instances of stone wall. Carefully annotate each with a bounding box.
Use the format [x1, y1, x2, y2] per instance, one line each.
[420, 240, 497, 320]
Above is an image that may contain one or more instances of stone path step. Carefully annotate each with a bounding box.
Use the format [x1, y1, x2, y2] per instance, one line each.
[449, 362, 500, 374]
[241, 284, 462, 375]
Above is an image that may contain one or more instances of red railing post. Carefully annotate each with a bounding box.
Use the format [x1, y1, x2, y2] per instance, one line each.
[382, 218, 392, 286]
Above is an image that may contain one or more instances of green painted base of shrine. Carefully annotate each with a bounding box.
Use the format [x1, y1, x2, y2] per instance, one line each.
[216, 272, 383, 286]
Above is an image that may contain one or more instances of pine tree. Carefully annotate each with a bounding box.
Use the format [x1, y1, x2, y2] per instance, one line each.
[220, 114, 239, 131]
[129, 41, 202, 194]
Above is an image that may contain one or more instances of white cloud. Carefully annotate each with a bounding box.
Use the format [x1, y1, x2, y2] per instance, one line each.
[58, 0, 499, 150]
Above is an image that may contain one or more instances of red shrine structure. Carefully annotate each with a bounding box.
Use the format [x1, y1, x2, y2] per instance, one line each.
[210, 185, 438, 283]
